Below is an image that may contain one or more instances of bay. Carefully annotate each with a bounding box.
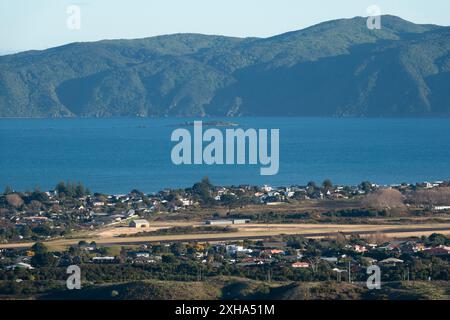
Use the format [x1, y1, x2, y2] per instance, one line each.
[1, 117, 449, 194]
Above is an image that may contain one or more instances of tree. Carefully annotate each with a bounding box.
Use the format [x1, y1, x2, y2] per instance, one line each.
[75, 182, 86, 198]
[409, 187, 450, 206]
[322, 179, 333, 191]
[31, 252, 58, 267]
[31, 242, 48, 254]
[3, 186, 13, 195]
[200, 176, 213, 189]
[164, 191, 180, 203]
[55, 182, 68, 196]
[5, 194, 24, 208]
[220, 193, 239, 215]
[30, 188, 49, 202]
[427, 233, 448, 246]
[192, 176, 214, 205]
[306, 256, 322, 274]
[19, 225, 32, 238]
[66, 182, 76, 197]
[130, 189, 144, 198]
[362, 189, 405, 209]
[29, 200, 42, 212]
[307, 181, 317, 189]
[360, 181, 373, 193]
[306, 181, 317, 196]
[335, 232, 348, 246]
[32, 224, 53, 237]
[162, 254, 177, 264]
[170, 243, 186, 256]
[78, 240, 88, 247]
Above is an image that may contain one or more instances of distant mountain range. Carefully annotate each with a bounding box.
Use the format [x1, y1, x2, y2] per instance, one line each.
[1, 15, 449, 118]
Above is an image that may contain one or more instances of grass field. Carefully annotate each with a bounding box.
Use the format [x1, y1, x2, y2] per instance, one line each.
[2, 221, 450, 251]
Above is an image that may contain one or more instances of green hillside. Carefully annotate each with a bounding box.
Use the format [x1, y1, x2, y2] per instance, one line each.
[1, 15, 449, 117]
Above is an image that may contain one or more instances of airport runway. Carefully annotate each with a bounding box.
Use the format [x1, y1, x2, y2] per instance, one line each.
[1, 224, 450, 249]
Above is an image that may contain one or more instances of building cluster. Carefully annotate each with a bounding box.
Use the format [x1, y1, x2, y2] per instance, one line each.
[1, 234, 449, 276]
[1, 180, 449, 243]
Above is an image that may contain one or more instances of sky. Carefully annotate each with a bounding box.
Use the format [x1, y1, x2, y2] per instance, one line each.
[1, 0, 449, 54]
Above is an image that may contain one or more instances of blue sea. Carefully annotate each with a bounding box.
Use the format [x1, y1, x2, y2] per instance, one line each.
[1, 117, 450, 194]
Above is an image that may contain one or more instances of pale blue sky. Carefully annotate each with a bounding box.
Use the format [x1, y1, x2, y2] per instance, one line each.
[1, 0, 449, 54]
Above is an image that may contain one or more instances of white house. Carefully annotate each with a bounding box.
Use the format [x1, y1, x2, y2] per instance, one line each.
[434, 206, 450, 211]
[379, 258, 404, 266]
[292, 262, 309, 268]
[6, 262, 34, 270]
[129, 219, 150, 228]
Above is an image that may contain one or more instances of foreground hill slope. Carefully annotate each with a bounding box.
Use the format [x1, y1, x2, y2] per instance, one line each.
[0, 15, 449, 117]
[39, 279, 450, 300]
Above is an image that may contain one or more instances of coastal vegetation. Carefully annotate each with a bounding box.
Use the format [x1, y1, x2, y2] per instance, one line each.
[118, 226, 237, 238]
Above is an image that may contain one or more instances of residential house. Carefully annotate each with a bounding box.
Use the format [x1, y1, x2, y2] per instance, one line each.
[92, 256, 117, 264]
[424, 246, 450, 256]
[292, 262, 309, 268]
[353, 245, 368, 253]
[320, 257, 338, 263]
[379, 258, 404, 266]
[6, 262, 34, 270]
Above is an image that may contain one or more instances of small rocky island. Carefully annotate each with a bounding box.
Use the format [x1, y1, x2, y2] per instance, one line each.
[168, 121, 239, 127]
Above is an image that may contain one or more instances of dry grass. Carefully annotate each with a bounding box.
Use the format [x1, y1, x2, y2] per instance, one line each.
[2, 222, 450, 250]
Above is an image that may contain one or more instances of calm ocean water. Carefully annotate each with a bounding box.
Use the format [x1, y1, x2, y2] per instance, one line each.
[1, 117, 450, 194]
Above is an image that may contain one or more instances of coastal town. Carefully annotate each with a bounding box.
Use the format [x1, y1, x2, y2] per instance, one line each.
[0, 178, 449, 298]
[1, 178, 450, 244]
[2, 231, 449, 273]
[0, 229, 449, 299]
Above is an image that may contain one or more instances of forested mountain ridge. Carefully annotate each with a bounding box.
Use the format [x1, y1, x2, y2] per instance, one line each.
[1, 15, 449, 117]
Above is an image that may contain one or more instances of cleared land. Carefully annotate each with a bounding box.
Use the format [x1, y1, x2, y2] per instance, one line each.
[2, 222, 450, 250]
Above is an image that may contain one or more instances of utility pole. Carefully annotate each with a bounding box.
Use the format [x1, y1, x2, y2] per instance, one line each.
[267, 268, 272, 283]
[197, 266, 202, 282]
[348, 261, 351, 283]
[335, 271, 341, 282]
